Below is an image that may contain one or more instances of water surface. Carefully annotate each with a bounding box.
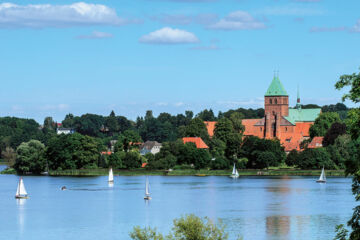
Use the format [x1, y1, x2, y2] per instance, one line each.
[0, 168, 355, 240]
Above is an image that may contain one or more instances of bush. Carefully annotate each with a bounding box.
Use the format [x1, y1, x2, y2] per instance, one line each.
[210, 156, 229, 170]
[296, 148, 335, 169]
[285, 150, 298, 167]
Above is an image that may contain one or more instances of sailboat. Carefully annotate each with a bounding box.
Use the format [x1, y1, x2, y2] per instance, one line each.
[108, 168, 114, 183]
[144, 177, 151, 200]
[230, 163, 239, 178]
[15, 178, 29, 199]
[316, 167, 326, 183]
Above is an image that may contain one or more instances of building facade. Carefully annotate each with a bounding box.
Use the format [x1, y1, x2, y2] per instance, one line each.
[241, 75, 321, 152]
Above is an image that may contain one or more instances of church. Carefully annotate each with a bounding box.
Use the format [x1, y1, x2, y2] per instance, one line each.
[241, 75, 321, 152]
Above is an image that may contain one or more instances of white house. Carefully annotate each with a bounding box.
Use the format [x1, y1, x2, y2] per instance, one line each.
[140, 141, 162, 155]
[56, 128, 75, 135]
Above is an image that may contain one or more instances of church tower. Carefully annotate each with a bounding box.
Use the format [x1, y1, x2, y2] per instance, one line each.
[264, 74, 289, 139]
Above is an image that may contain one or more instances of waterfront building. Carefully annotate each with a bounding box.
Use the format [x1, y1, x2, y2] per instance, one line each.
[241, 75, 321, 152]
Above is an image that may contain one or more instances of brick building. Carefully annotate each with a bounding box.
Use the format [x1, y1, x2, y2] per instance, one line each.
[241, 75, 321, 152]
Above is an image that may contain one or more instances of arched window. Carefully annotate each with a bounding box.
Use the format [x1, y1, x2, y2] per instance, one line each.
[270, 99, 272, 104]
[285, 127, 288, 131]
[275, 98, 278, 104]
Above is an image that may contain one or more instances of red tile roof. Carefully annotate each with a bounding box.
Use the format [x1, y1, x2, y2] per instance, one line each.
[141, 163, 148, 168]
[101, 151, 112, 155]
[204, 121, 217, 137]
[182, 137, 209, 149]
[308, 136, 323, 149]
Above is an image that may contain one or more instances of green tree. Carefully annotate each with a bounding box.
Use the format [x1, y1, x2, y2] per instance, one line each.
[105, 110, 120, 134]
[14, 140, 46, 174]
[130, 214, 235, 240]
[335, 68, 360, 103]
[285, 149, 298, 167]
[180, 118, 210, 143]
[108, 151, 125, 169]
[196, 109, 216, 121]
[323, 122, 347, 147]
[309, 112, 341, 138]
[345, 109, 360, 140]
[229, 112, 245, 133]
[1, 146, 16, 166]
[62, 113, 76, 128]
[130, 227, 164, 240]
[122, 151, 142, 169]
[296, 148, 334, 169]
[46, 133, 100, 170]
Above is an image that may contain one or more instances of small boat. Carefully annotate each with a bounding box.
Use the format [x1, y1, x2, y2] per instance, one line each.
[108, 168, 114, 183]
[316, 167, 326, 183]
[15, 178, 29, 199]
[144, 177, 151, 200]
[230, 163, 239, 178]
[195, 173, 206, 177]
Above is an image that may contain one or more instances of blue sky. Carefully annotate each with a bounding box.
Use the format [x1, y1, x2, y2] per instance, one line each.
[0, 0, 359, 123]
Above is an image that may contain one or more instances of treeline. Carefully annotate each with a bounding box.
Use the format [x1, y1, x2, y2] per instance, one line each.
[0, 102, 356, 174]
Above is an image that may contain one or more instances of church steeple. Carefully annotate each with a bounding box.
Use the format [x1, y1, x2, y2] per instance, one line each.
[264, 73, 288, 97]
[296, 85, 301, 109]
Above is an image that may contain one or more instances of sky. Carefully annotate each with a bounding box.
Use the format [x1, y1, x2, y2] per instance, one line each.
[0, 0, 359, 123]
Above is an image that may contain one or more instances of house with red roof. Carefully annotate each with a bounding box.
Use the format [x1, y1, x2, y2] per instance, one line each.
[182, 137, 209, 149]
[308, 136, 324, 149]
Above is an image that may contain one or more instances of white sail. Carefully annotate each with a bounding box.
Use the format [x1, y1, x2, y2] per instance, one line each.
[145, 177, 150, 196]
[108, 168, 114, 182]
[16, 178, 27, 196]
[319, 167, 326, 181]
[232, 164, 236, 175]
[235, 169, 239, 177]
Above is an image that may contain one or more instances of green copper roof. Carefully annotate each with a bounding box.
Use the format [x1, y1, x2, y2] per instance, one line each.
[265, 76, 288, 96]
[284, 108, 321, 125]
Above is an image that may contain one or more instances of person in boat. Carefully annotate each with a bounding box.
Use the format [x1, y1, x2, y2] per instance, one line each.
[61, 186, 67, 191]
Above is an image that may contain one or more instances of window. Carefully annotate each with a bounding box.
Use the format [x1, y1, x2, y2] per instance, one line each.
[270, 99, 272, 104]
[285, 127, 288, 131]
[275, 98, 278, 104]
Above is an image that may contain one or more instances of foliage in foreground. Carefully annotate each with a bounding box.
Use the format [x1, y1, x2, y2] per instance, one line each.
[129, 214, 242, 240]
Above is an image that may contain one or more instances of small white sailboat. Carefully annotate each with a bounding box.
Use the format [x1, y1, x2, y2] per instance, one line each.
[108, 168, 114, 183]
[230, 163, 239, 178]
[316, 167, 326, 183]
[15, 178, 29, 199]
[144, 177, 151, 200]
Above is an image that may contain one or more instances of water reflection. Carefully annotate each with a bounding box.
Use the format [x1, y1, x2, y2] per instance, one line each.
[16, 198, 26, 237]
[266, 216, 290, 238]
[108, 182, 114, 188]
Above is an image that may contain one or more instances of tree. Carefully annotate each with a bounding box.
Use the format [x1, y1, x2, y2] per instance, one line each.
[105, 110, 120, 134]
[14, 140, 46, 174]
[179, 118, 209, 143]
[296, 148, 334, 169]
[309, 112, 341, 138]
[130, 214, 234, 240]
[323, 122, 347, 146]
[74, 114, 105, 137]
[256, 151, 277, 169]
[285, 149, 298, 167]
[1, 147, 16, 166]
[229, 112, 245, 134]
[43, 116, 56, 131]
[46, 133, 100, 170]
[122, 151, 142, 169]
[130, 227, 164, 240]
[345, 109, 360, 140]
[108, 151, 125, 169]
[62, 113, 76, 128]
[196, 109, 216, 121]
[335, 67, 360, 103]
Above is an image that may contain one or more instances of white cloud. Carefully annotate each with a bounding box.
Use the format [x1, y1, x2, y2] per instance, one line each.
[174, 102, 184, 107]
[208, 11, 266, 30]
[0, 2, 130, 28]
[139, 27, 199, 44]
[217, 99, 263, 107]
[77, 31, 113, 39]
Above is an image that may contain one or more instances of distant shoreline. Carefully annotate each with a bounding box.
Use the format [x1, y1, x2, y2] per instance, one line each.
[1, 167, 346, 177]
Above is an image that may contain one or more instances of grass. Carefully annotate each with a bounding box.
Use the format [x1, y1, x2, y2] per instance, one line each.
[47, 168, 346, 177]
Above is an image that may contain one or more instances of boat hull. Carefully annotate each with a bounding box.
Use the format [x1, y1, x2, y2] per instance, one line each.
[15, 195, 29, 199]
[316, 180, 326, 183]
[144, 196, 152, 200]
[229, 175, 239, 179]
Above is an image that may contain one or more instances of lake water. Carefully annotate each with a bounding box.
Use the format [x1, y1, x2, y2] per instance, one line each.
[0, 165, 355, 240]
